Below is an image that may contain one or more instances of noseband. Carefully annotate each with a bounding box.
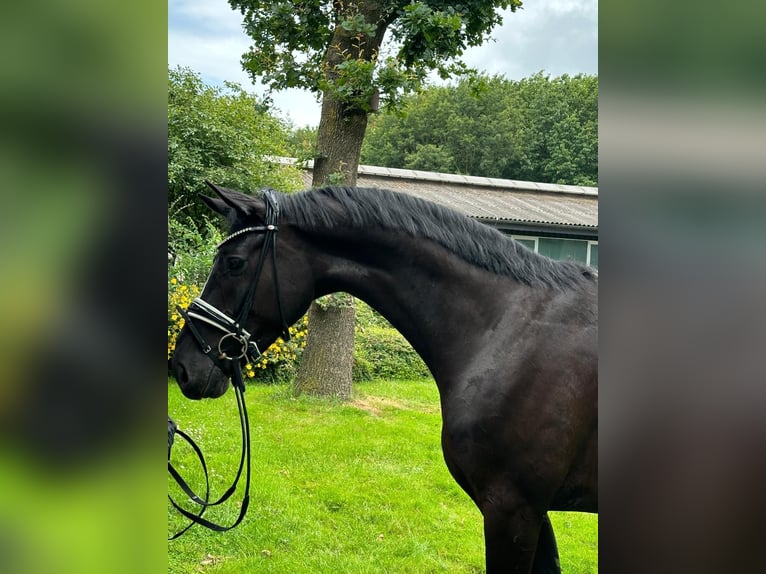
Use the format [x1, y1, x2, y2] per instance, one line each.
[169, 189, 288, 539]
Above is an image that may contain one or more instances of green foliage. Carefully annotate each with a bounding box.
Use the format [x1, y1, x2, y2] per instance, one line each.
[168, 67, 304, 227]
[362, 72, 598, 186]
[320, 57, 378, 112]
[285, 125, 318, 163]
[168, 209, 222, 286]
[315, 292, 354, 310]
[230, 0, 523, 113]
[404, 142, 456, 172]
[326, 170, 349, 186]
[353, 303, 430, 381]
[513, 73, 598, 186]
[341, 13, 378, 37]
[353, 326, 431, 381]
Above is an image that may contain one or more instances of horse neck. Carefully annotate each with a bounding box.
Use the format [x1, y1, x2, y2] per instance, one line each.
[300, 226, 530, 382]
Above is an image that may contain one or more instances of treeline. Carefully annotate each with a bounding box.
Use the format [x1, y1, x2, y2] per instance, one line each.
[360, 73, 597, 186]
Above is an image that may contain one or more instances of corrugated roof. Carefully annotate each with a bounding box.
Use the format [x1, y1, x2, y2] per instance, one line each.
[272, 157, 598, 230]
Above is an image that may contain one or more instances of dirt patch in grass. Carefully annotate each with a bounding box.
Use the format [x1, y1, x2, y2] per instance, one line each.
[352, 396, 399, 416]
[351, 395, 439, 416]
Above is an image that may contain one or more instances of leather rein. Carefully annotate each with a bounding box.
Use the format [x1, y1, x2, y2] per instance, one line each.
[168, 189, 289, 539]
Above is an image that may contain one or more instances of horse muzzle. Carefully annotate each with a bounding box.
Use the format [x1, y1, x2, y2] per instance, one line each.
[172, 348, 230, 400]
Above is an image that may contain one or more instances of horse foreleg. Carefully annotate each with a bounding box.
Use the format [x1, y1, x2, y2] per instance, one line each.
[483, 502, 546, 574]
[531, 514, 561, 574]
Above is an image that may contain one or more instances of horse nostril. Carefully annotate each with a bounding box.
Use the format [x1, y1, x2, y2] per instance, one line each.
[175, 361, 189, 385]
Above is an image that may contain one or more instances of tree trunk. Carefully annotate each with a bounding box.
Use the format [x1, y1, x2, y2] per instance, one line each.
[312, 94, 367, 185]
[293, 93, 365, 399]
[293, 10, 386, 399]
[294, 301, 355, 400]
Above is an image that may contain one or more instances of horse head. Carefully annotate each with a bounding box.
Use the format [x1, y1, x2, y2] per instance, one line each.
[171, 183, 312, 399]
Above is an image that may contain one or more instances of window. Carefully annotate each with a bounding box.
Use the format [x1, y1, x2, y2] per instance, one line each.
[587, 242, 598, 268]
[511, 235, 538, 251]
[538, 238, 588, 264]
[509, 233, 598, 267]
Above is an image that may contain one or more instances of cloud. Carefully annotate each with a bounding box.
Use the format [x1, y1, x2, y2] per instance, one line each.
[168, 0, 243, 34]
[463, 1, 598, 79]
[168, 1, 322, 127]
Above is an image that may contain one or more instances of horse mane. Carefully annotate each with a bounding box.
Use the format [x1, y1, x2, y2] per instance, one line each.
[275, 186, 595, 290]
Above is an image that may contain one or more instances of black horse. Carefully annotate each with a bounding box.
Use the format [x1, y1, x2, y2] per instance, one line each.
[171, 183, 597, 573]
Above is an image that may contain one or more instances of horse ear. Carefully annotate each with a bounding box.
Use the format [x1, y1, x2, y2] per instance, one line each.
[199, 193, 231, 216]
[202, 181, 263, 219]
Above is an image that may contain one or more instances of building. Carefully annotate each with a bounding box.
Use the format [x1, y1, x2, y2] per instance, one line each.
[284, 159, 598, 268]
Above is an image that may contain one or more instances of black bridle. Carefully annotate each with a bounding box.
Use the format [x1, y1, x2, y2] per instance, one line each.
[168, 189, 289, 539]
[179, 189, 290, 368]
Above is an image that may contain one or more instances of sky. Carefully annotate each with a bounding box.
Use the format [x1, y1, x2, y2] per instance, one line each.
[168, 0, 597, 128]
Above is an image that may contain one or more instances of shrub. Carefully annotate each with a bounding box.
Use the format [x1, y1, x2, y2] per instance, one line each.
[168, 211, 221, 286]
[245, 315, 309, 383]
[353, 303, 430, 381]
[168, 67, 304, 230]
[168, 279, 201, 360]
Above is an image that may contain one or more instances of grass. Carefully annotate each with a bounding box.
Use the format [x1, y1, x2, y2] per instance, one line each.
[168, 378, 597, 573]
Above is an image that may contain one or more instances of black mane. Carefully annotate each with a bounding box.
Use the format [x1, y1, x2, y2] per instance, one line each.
[276, 186, 595, 289]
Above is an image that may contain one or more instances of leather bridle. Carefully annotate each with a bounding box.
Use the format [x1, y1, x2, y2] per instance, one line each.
[168, 189, 289, 539]
[178, 189, 290, 370]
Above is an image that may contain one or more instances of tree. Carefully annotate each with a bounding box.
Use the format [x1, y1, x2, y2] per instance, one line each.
[511, 73, 598, 185]
[229, 0, 523, 398]
[361, 73, 598, 185]
[286, 125, 319, 163]
[362, 74, 519, 176]
[168, 66, 303, 230]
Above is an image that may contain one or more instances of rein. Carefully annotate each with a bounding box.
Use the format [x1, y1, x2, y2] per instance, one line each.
[167, 365, 250, 539]
[168, 189, 287, 539]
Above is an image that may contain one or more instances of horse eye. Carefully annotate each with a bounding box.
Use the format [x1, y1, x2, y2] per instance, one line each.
[226, 257, 247, 273]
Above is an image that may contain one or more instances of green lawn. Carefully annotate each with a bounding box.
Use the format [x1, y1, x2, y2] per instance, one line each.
[168, 379, 597, 573]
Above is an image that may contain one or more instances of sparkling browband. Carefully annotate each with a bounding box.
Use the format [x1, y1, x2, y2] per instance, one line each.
[217, 225, 277, 249]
